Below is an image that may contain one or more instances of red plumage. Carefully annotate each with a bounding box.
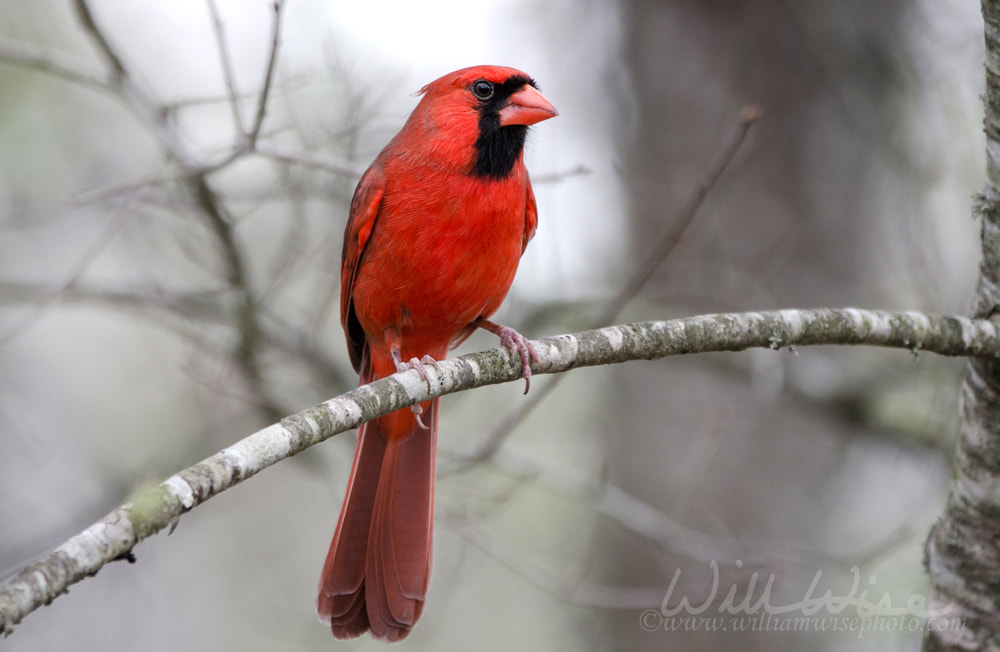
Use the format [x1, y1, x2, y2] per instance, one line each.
[316, 65, 556, 641]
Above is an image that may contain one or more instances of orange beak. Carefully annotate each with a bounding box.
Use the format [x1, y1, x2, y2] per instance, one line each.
[498, 85, 558, 127]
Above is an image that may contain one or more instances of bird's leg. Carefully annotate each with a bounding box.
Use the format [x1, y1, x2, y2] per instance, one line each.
[385, 327, 437, 430]
[473, 318, 540, 394]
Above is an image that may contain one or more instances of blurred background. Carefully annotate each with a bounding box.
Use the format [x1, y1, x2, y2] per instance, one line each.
[0, 0, 985, 650]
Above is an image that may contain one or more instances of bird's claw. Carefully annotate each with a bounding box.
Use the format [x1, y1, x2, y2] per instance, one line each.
[411, 402, 429, 431]
[494, 325, 540, 394]
[394, 354, 439, 429]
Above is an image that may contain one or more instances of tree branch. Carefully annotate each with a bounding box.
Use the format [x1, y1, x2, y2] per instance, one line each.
[66, 0, 290, 422]
[0, 280, 354, 391]
[205, 0, 246, 137]
[246, 0, 285, 147]
[1, 308, 997, 636]
[0, 36, 110, 92]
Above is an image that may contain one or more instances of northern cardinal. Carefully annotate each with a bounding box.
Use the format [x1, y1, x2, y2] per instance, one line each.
[316, 66, 557, 640]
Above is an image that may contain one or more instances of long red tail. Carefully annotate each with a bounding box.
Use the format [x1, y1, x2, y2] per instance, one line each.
[317, 367, 437, 641]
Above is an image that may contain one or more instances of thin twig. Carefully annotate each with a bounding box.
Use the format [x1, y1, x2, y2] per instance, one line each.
[160, 72, 312, 115]
[483, 447, 848, 569]
[73, 0, 126, 81]
[448, 106, 764, 470]
[205, 0, 245, 136]
[254, 144, 365, 176]
[247, 0, 285, 147]
[0, 201, 138, 346]
[597, 105, 763, 326]
[0, 281, 353, 391]
[531, 164, 592, 185]
[0, 37, 109, 91]
[69, 0, 289, 422]
[187, 176, 287, 422]
[72, 170, 183, 205]
[70, 140, 355, 206]
[73, 0, 191, 161]
[448, 519, 668, 609]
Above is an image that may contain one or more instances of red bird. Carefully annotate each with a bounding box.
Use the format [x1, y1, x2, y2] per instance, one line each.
[316, 65, 557, 640]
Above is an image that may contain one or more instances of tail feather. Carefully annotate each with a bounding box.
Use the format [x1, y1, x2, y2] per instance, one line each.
[317, 397, 437, 641]
[316, 415, 385, 622]
[386, 405, 436, 601]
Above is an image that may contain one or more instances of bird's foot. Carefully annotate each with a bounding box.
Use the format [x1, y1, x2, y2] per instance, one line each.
[474, 319, 540, 394]
[393, 353, 438, 430]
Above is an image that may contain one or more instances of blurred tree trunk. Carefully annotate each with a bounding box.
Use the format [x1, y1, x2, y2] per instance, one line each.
[923, 1, 1000, 649]
[608, 2, 914, 650]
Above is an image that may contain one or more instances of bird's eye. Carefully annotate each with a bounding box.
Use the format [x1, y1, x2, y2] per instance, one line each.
[471, 80, 494, 100]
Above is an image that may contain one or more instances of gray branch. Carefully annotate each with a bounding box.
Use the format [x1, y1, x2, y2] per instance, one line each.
[1, 308, 998, 637]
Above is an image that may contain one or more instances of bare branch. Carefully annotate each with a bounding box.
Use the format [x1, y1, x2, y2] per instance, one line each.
[71, 142, 362, 206]
[247, 0, 285, 147]
[187, 176, 286, 421]
[449, 519, 668, 609]
[0, 37, 109, 91]
[205, 0, 246, 136]
[62, 0, 292, 422]
[71, 171, 181, 205]
[254, 144, 365, 176]
[160, 72, 311, 116]
[598, 105, 763, 326]
[0, 281, 353, 390]
[73, 0, 126, 81]
[0, 204, 135, 346]
[1, 307, 997, 635]
[484, 448, 839, 569]
[72, 0, 192, 162]
[530, 164, 592, 185]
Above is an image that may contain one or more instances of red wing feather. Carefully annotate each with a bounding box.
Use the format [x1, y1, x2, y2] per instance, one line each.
[340, 164, 386, 372]
[523, 178, 538, 253]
